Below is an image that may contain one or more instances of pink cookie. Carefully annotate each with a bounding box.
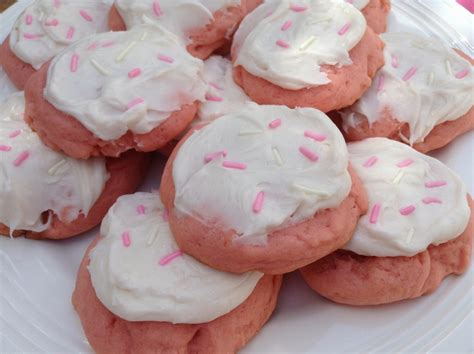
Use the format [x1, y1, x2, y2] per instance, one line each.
[360, 0, 391, 34]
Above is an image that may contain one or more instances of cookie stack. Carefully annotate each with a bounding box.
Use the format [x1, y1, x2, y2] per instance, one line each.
[0, 1, 472, 353]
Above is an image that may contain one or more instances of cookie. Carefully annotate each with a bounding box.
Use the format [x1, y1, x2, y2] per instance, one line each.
[0, 92, 150, 240]
[300, 138, 473, 305]
[354, 0, 391, 34]
[108, 0, 262, 59]
[231, 0, 385, 112]
[340, 33, 473, 153]
[160, 103, 368, 274]
[24, 25, 207, 159]
[0, 0, 111, 89]
[73, 192, 282, 354]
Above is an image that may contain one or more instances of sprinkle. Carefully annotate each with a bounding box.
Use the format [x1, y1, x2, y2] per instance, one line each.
[222, 161, 247, 170]
[158, 54, 174, 63]
[304, 131, 327, 142]
[127, 98, 145, 110]
[146, 230, 157, 246]
[9, 130, 21, 138]
[137, 205, 146, 215]
[377, 74, 385, 91]
[209, 82, 223, 90]
[128, 68, 142, 79]
[53, 0, 60, 8]
[425, 180, 447, 188]
[405, 228, 415, 244]
[87, 42, 98, 50]
[281, 20, 292, 31]
[25, 15, 33, 25]
[396, 159, 413, 168]
[122, 231, 131, 247]
[299, 146, 319, 162]
[391, 54, 398, 68]
[205, 93, 223, 102]
[47, 159, 67, 175]
[369, 203, 381, 224]
[90, 59, 109, 75]
[140, 32, 148, 41]
[0, 145, 12, 152]
[116, 41, 138, 62]
[45, 19, 59, 26]
[455, 69, 469, 79]
[445, 59, 452, 75]
[23, 33, 40, 40]
[428, 72, 435, 85]
[276, 39, 290, 48]
[338, 22, 351, 36]
[153, 1, 163, 16]
[159, 251, 183, 266]
[423, 197, 442, 204]
[402, 67, 417, 81]
[13, 151, 30, 167]
[79, 10, 93, 22]
[38, 11, 45, 21]
[400, 205, 416, 216]
[70, 54, 79, 72]
[392, 170, 404, 184]
[299, 36, 315, 50]
[293, 184, 330, 197]
[272, 147, 283, 166]
[162, 210, 169, 221]
[290, 4, 307, 12]
[204, 150, 227, 163]
[268, 118, 282, 129]
[363, 156, 378, 167]
[252, 191, 265, 213]
[239, 130, 263, 136]
[102, 41, 115, 48]
[66, 26, 75, 40]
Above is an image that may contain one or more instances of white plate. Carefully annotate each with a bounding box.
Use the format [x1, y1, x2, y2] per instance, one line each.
[0, 1, 473, 353]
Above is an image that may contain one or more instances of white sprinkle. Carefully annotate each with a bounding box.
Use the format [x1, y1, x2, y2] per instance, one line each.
[48, 159, 67, 176]
[405, 228, 415, 244]
[392, 170, 405, 185]
[238, 130, 263, 136]
[309, 16, 331, 24]
[299, 36, 316, 51]
[272, 147, 283, 166]
[90, 59, 109, 75]
[398, 131, 411, 145]
[140, 31, 148, 41]
[293, 183, 330, 197]
[116, 41, 138, 62]
[427, 72, 434, 85]
[445, 60, 452, 75]
[146, 226, 159, 246]
[38, 11, 45, 21]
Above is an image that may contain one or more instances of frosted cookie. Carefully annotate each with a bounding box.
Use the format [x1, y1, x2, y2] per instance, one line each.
[300, 138, 473, 305]
[341, 33, 474, 153]
[348, 0, 391, 34]
[0, 0, 111, 89]
[108, 0, 262, 59]
[231, 0, 385, 113]
[0, 93, 150, 240]
[24, 25, 207, 159]
[73, 192, 282, 353]
[160, 103, 368, 274]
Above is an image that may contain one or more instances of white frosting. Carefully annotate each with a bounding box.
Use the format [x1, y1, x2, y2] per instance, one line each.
[44, 24, 207, 141]
[173, 103, 352, 243]
[115, 0, 240, 43]
[341, 33, 473, 144]
[344, 138, 470, 257]
[9, 0, 111, 70]
[232, 0, 367, 90]
[89, 192, 263, 323]
[0, 93, 108, 233]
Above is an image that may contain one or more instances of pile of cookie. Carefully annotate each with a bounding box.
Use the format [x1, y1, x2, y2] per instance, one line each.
[0, 0, 472, 353]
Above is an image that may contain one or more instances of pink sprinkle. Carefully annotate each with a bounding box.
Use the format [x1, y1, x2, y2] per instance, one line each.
[290, 4, 307, 12]
[79, 10, 93, 22]
[304, 131, 327, 142]
[121, 231, 131, 247]
[158, 54, 174, 63]
[153, 1, 163, 16]
[391, 54, 399, 68]
[54, 0, 61, 8]
[222, 161, 247, 170]
[45, 19, 59, 26]
[128, 68, 142, 79]
[455, 69, 469, 79]
[425, 180, 447, 188]
[276, 39, 290, 48]
[127, 98, 145, 110]
[87, 42, 98, 50]
[102, 41, 115, 48]
[70, 54, 79, 72]
[252, 191, 265, 214]
[159, 251, 183, 266]
[396, 159, 413, 168]
[281, 20, 293, 31]
[400, 205, 416, 216]
[13, 150, 29, 167]
[346, 0, 353, 3]
[423, 197, 442, 204]
[66, 26, 75, 40]
[209, 82, 223, 90]
[204, 150, 227, 163]
[338, 22, 351, 36]
[136, 205, 146, 215]
[265, 11, 274, 18]
[205, 93, 223, 102]
[363, 156, 378, 167]
[25, 15, 33, 25]
[23, 33, 40, 40]
[9, 130, 21, 138]
[369, 203, 381, 224]
[299, 146, 319, 162]
[268, 118, 282, 129]
[402, 67, 418, 81]
[377, 74, 385, 91]
[0, 145, 12, 152]
[162, 210, 169, 221]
